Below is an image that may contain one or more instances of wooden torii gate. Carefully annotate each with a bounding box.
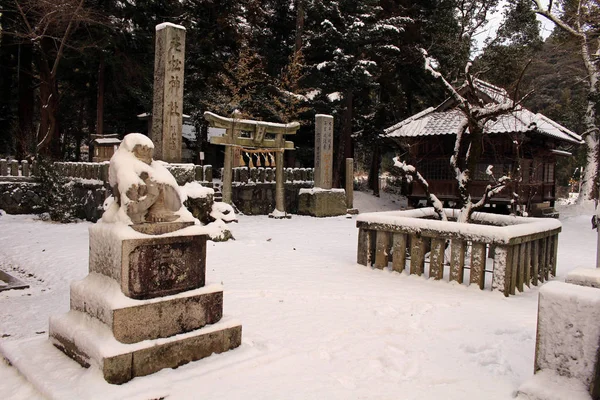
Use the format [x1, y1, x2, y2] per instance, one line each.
[204, 111, 300, 216]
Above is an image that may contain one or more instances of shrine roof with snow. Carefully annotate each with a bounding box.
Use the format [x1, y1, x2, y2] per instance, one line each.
[383, 80, 583, 146]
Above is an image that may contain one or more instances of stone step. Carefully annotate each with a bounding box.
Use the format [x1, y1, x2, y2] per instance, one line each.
[49, 310, 242, 385]
[70, 273, 224, 344]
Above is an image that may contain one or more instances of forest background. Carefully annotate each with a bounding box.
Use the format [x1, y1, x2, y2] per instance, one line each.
[0, 0, 593, 193]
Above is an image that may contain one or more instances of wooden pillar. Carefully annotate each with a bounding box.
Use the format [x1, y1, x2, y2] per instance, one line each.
[374, 231, 391, 269]
[539, 238, 547, 283]
[410, 235, 426, 276]
[392, 233, 407, 273]
[492, 245, 513, 297]
[531, 240, 539, 286]
[551, 234, 559, 277]
[222, 130, 234, 204]
[517, 243, 526, 293]
[470, 242, 486, 289]
[429, 238, 446, 280]
[510, 244, 519, 295]
[450, 239, 465, 284]
[0, 159, 7, 176]
[357, 228, 374, 266]
[524, 241, 532, 288]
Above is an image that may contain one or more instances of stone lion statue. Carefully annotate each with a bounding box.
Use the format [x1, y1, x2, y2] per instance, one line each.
[103, 133, 192, 225]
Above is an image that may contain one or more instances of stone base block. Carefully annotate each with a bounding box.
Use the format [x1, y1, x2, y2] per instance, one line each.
[565, 267, 600, 289]
[49, 310, 242, 385]
[298, 189, 347, 217]
[70, 273, 223, 343]
[534, 281, 600, 398]
[89, 223, 207, 299]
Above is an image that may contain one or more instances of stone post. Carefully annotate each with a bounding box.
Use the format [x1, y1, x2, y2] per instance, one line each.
[221, 130, 234, 204]
[275, 135, 285, 213]
[346, 158, 354, 208]
[314, 114, 333, 189]
[151, 23, 185, 163]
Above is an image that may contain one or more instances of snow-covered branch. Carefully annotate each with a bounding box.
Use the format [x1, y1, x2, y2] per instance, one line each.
[393, 157, 447, 221]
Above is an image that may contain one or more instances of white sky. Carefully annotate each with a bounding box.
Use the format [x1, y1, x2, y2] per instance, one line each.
[475, 0, 554, 53]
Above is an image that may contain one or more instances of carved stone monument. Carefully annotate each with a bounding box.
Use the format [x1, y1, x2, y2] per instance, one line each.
[48, 133, 242, 384]
[151, 22, 185, 163]
[298, 114, 347, 217]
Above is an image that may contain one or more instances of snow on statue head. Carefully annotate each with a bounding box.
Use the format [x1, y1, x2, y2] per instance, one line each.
[102, 133, 193, 225]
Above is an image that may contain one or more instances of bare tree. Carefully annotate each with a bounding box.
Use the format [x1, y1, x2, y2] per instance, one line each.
[531, 0, 600, 202]
[393, 50, 531, 223]
[13, 0, 99, 157]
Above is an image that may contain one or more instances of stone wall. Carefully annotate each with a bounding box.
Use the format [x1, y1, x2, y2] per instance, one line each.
[232, 182, 313, 215]
[0, 181, 43, 214]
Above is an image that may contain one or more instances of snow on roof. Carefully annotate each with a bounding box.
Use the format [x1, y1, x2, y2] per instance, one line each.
[383, 80, 583, 145]
[93, 138, 122, 145]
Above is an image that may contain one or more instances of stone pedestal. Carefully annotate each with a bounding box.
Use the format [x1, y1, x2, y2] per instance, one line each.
[298, 188, 347, 217]
[518, 281, 600, 399]
[48, 222, 242, 384]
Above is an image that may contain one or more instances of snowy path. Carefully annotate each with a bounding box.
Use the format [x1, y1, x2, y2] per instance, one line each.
[0, 197, 596, 399]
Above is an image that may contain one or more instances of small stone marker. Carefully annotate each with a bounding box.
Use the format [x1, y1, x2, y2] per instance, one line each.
[314, 114, 334, 189]
[151, 22, 186, 163]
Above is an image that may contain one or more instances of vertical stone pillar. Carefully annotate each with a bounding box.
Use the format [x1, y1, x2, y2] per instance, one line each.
[151, 23, 185, 163]
[345, 158, 354, 209]
[314, 114, 333, 189]
[275, 135, 285, 213]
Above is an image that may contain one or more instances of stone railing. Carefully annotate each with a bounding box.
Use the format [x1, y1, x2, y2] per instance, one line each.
[0, 160, 213, 185]
[356, 208, 561, 297]
[0, 159, 38, 180]
[229, 167, 314, 184]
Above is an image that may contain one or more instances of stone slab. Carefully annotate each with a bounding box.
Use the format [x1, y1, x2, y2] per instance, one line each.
[565, 267, 600, 289]
[70, 273, 223, 343]
[0, 334, 267, 400]
[297, 189, 346, 217]
[89, 223, 207, 299]
[130, 221, 194, 235]
[49, 310, 242, 384]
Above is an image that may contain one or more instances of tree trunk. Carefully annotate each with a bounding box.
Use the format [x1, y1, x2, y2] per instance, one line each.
[17, 43, 34, 159]
[333, 90, 353, 187]
[36, 39, 61, 158]
[96, 56, 105, 136]
[577, 37, 599, 202]
[368, 141, 380, 196]
[0, 11, 16, 154]
[294, 0, 304, 53]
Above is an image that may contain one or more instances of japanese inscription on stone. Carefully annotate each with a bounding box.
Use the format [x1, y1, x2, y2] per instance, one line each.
[314, 114, 334, 189]
[151, 23, 186, 162]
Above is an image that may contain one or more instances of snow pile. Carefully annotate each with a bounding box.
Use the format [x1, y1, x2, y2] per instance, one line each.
[180, 182, 214, 202]
[517, 369, 591, 400]
[210, 202, 237, 223]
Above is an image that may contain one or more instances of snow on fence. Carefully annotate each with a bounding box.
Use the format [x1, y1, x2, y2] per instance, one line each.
[356, 208, 561, 297]
[0, 160, 213, 184]
[228, 167, 314, 184]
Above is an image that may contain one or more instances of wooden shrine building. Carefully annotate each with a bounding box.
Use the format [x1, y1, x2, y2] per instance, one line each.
[382, 80, 583, 214]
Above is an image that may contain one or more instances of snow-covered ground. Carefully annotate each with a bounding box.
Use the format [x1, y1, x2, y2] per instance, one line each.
[0, 193, 596, 400]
